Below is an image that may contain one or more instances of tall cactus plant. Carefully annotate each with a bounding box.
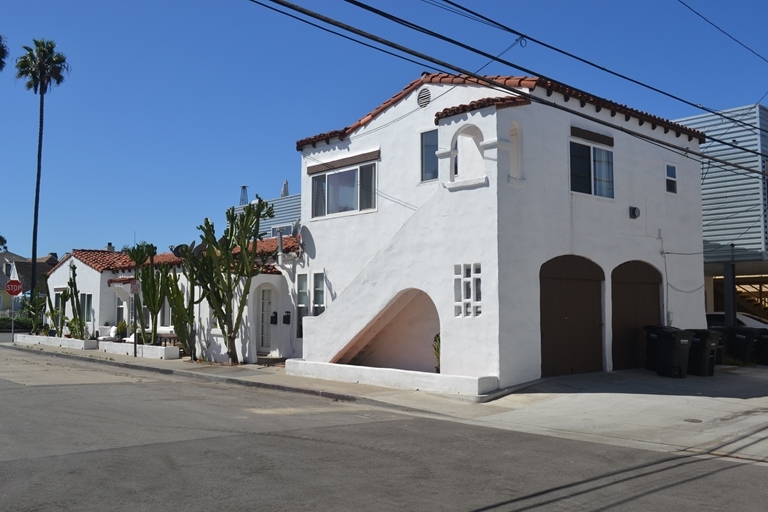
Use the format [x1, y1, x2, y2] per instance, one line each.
[137, 244, 167, 346]
[182, 199, 274, 364]
[166, 269, 202, 361]
[126, 243, 150, 344]
[67, 264, 86, 339]
[45, 276, 69, 337]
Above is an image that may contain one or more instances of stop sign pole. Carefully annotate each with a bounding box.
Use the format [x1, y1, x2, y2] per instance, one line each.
[5, 280, 23, 338]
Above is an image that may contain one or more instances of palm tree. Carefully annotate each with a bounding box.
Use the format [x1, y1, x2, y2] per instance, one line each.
[15, 39, 69, 299]
[0, 35, 8, 72]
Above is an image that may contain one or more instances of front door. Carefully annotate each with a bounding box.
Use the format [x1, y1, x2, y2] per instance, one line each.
[259, 288, 272, 353]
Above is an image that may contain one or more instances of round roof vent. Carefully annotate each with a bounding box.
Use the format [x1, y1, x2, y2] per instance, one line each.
[417, 88, 431, 108]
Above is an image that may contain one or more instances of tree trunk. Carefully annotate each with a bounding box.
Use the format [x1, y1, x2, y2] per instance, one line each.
[30, 90, 45, 301]
[227, 334, 239, 365]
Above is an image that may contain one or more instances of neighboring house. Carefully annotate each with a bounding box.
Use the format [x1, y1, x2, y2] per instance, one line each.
[234, 180, 301, 238]
[198, 184, 302, 362]
[46, 244, 181, 338]
[13, 253, 58, 297]
[0, 251, 26, 312]
[195, 235, 302, 363]
[675, 105, 768, 319]
[286, 72, 707, 395]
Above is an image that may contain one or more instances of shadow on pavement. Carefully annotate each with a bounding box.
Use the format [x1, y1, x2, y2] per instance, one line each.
[516, 366, 768, 400]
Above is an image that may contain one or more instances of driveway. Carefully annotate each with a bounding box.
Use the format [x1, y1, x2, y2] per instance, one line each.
[470, 367, 768, 463]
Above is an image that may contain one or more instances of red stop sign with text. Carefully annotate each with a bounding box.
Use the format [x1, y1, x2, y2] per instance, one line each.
[5, 280, 23, 296]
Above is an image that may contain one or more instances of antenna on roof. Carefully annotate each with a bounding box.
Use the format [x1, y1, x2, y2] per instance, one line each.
[240, 185, 249, 206]
[280, 179, 289, 197]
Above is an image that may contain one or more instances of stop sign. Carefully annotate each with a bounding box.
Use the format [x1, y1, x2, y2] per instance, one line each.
[5, 280, 23, 296]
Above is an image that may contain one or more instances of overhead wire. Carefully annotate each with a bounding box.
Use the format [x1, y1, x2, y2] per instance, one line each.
[253, 0, 766, 180]
[434, 0, 768, 141]
[342, 0, 768, 164]
[676, 0, 768, 66]
[253, 0, 767, 260]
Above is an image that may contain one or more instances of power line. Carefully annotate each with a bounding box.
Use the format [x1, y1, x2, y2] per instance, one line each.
[250, 0, 441, 72]
[254, 0, 766, 261]
[676, 0, 768, 66]
[433, 0, 768, 145]
[254, 0, 767, 180]
[341, 0, 768, 164]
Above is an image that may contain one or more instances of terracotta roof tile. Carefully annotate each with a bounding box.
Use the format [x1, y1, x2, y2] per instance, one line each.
[48, 249, 182, 276]
[296, 73, 704, 149]
[434, 96, 531, 123]
[233, 236, 301, 255]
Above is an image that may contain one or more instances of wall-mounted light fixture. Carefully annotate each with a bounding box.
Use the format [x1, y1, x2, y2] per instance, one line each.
[629, 206, 641, 219]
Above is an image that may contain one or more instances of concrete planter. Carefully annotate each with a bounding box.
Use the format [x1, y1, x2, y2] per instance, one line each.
[99, 341, 179, 360]
[14, 333, 97, 350]
[286, 359, 498, 396]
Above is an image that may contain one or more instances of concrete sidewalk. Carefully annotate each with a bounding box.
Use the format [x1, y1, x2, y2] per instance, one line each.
[2, 340, 767, 464]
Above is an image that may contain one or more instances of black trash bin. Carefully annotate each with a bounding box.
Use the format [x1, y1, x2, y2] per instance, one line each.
[686, 329, 721, 377]
[644, 326, 692, 377]
[719, 327, 758, 364]
[754, 330, 768, 365]
[643, 325, 664, 372]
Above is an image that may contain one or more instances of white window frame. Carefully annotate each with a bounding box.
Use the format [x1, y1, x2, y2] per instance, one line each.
[312, 272, 325, 315]
[271, 225, 292, 237]
[311, 163, 376, 218]
[80, 293, 93, 323]
[665, 164, 677, 194]
[296, 274, 309, 338]
[454, 263, 481, 318]
[569, 140, 614, 199]
[421, 129, 439, 182]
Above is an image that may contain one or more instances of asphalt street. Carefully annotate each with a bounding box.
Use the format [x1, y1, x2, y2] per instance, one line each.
[0, 350, 766, 511]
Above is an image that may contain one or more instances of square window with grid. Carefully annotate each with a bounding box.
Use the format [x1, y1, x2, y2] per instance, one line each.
[454, 263, 481, 318]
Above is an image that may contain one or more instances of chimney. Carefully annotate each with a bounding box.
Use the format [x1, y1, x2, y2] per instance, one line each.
[105, 242, 115, 252]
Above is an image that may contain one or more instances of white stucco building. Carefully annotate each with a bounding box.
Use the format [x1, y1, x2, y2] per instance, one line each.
[286, 73, 708, 395]
[46, 244, 182, 338]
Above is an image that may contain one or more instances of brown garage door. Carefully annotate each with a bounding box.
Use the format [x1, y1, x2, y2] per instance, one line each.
[540, 256, 604, 378]
[611, 261, 662, 370]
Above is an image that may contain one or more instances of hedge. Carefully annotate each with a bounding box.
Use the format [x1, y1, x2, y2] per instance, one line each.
[0, 316, 33, 331]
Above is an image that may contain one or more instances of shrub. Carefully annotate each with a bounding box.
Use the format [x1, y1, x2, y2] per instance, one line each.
[0, 316, 33, 331]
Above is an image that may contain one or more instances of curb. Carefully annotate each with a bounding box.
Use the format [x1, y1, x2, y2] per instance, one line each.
[0, 343, 358, 403]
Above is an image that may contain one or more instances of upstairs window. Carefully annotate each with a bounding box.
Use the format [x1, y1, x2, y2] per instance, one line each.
[570, 141, 614, 198]
[271, 225, 292, 237]
[312, 164, 376, 218]
[666, 164, 677, 193]
[421, 130, 439, 181]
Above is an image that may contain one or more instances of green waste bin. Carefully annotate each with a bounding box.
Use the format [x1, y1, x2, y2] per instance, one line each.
[686, 329, 720, 377]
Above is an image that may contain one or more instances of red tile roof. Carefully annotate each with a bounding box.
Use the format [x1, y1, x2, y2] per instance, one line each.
[434, 96, 531, 124]
[48, 249, 183, 275]
[51, 237, 299, 277]
[233, 236, 301, 255]
[295, 73, 705, 150]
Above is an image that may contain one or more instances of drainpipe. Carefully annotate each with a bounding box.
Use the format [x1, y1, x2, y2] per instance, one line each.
[277, 231, 284, 266]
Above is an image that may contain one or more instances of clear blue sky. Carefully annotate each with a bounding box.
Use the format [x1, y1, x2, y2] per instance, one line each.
[2, 0, 767, 258]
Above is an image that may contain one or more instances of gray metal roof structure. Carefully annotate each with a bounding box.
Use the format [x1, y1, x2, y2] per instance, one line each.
[676, 105, 768, 264]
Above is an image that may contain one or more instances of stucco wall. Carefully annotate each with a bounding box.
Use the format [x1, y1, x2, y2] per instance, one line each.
[295, 78, 706, 390]
[494, 100, 706, 387]
[196, 269, 298, 362]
